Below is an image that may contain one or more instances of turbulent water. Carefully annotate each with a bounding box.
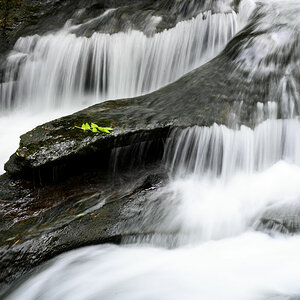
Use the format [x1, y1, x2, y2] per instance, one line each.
[3, 0, 300, 299]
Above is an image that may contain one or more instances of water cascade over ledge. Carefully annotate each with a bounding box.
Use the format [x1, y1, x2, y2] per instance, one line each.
[1, 10, 239, 110]
[6, 119, 300, 300]
[3, 0, 300, 299]
[0, 2, 251, 173]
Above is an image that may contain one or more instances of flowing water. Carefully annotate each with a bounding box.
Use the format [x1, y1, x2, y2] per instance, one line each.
[1, 10, 238, 109]
[0, 0, 248, 173]
[5, 120, 300, 299]
[3, 0, 300, 299]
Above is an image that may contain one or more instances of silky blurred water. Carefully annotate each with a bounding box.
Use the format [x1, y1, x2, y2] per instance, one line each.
[0, 1, 251, 174]
[7, 161, 300, 300]
[3, 0, 300, 299]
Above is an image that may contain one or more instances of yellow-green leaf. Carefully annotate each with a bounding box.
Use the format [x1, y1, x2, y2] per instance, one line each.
[75, 123, 113, 134]
[91, 123, 98, 128]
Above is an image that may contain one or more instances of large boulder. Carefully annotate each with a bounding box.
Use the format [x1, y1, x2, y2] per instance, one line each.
[4, 50, 263, 182]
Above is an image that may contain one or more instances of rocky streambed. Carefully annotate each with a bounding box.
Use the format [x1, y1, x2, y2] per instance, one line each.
[1, 0, 300, 296]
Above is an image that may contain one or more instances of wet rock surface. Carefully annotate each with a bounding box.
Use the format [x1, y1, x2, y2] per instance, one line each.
[255, 203, 300, 234]
[4, 50, 264, 180]
[0, 164, 167, 294]
[0, 1, 284, 292]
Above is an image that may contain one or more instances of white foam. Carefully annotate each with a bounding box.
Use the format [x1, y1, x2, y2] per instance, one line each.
[6, 233, 300, 300]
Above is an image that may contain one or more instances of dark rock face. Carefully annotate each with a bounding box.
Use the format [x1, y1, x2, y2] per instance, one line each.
[69, 0, 237, 37]
[0, 164, 167, 294]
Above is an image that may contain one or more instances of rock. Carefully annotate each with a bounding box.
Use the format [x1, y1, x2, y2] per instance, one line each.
[0, 164, 167, 294]
[4, 50, 264, 182]
[255, 203, 300, 234]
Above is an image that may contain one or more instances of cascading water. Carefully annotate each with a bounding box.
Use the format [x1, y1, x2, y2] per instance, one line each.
[232, 0, 300, 119]
[0, 2, 248, 174]
[6, 116, 300, 299]
[165, 113, 300, 180]
[3, 0, 300, 299]
[1, 10, 238, 110]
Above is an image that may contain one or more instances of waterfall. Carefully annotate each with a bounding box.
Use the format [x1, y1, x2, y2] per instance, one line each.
[0, 10, 239, 110]
[5, 0, 300, 299]
[0, 2, 252, 173]
[165, 118, 300, 179]
[143, 117, 299, 244]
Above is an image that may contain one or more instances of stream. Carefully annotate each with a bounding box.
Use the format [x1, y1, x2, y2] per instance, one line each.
[1, 0, 300, 299]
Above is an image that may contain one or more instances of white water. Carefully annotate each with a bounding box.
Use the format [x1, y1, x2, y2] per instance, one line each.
[0, 3, 251, 174]
[159, 119, 300, 244]
[6, 120, 300, 300]
[3, 0, 300, 299]
[1, 10, 238, 110]
[234, 0, 300, 118]
[165, 117, 300, 179]
[6, 233, 300, 300]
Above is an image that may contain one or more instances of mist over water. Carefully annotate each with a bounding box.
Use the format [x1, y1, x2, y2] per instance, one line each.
[3, 0, 300, 299]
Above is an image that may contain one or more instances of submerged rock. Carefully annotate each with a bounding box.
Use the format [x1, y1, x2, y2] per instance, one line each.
[255, 203, 300, 234]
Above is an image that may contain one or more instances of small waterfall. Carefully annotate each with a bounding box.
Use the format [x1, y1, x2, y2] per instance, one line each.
[4, 1, 300, 299]
[0, 10, 239, 110]
[122, 117, 300, 246]
[165, 118, 300, 180]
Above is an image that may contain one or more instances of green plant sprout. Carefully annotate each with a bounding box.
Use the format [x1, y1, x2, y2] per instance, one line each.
[75, 123, 113, 134]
